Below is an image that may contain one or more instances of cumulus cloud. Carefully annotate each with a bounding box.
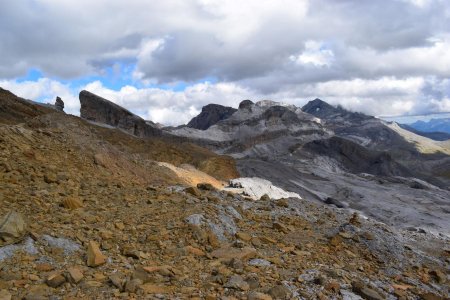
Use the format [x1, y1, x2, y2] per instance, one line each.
[0, 0, 449, 123]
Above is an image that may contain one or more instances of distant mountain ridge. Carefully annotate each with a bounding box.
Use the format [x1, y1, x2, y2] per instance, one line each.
[399, 123, 450, 141]
[408, 117, 450, 134]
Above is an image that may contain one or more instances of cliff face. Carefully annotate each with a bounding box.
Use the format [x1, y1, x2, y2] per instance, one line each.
[79, 90, 161, 137]
[187, 104, 237, 130]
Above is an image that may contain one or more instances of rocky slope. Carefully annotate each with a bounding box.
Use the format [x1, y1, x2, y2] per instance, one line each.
[0, 88, 449, 299]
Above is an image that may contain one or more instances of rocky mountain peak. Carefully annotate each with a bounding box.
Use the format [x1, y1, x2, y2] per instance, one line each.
[187, 103, 237, 130]
[302, 98, 342, 118]
[238, 99, 254, 110]
[302, 98, 372, 123]
[79, 90, 161, 137]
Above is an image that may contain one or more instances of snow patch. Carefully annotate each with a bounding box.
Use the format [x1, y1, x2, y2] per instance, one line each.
[227, 177, 301, 200]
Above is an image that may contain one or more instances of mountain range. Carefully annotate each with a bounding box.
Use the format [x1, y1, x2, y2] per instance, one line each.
[408, 118, 450, 134]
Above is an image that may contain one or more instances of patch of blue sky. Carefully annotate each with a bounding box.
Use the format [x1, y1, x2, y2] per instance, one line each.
[18, 64, 218, 93]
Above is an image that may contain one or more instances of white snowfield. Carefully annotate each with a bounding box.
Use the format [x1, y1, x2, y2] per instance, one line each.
[226, 177, 301, 200]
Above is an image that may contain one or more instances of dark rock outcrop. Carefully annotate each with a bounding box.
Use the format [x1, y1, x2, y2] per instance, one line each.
[302, 98, 372, 123]
[187, 104, 237, 130]
[238, 100, 254, 110]
[302, 136, 411, 177]
[79, 90, 161, 137]
[262, 106, 299, 125]
[55, 96, 64, 112]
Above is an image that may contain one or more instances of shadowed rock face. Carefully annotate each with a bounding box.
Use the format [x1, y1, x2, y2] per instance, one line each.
[302, 136, 412, 177]
[238, 100, 254, 110]
[79, 90, 161, 137]
[302, 98, 372, 123]
[187, 104, 237, 130]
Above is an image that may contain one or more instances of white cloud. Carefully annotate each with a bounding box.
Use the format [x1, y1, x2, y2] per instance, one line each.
[292, 40, 335, 67]
[1, 75, 449, 125]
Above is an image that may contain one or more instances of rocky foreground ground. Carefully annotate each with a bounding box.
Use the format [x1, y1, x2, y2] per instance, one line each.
[0, 88, 449, 299]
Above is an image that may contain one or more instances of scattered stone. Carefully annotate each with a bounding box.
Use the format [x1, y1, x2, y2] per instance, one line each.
[429, 269, 446, 284]
[325, 280, 340, 292]
[235, 231, 252, 242]
[109, 274, 125, 291]
[0, 290, 11, 300]
[36, 263, 54, 272]
[44, 173, 57, 184]
[185, 245, 205, 256]
[122, 245, 140, 259]
[268, 285, 291, 299]
[67, 267, 84, 283]
[46, 271, 66, 288]
[276, 199, 289, 207]
[248, 258, 271, 267]
[260, 194, 270, 201]
[0, 211, 28, 246]
[273, 222, 289, 233]
[349, 212, 361, 226]
[140, 284, 171, 294]
[197, 183, 215, 190]
[352, 281, 384, 300]
[62, 197, 83, 209]
[185, 186, 201, 197]
[361, 232, 374, 240]
[125, 278, 143, 293]
[330, 234, 344, 246]
[421, 292, 445, 300]
[224, 275, 249, 291]
[87, 240, 106, 267]
[341, 290, 364, 300]
[211, 247, 257, 261]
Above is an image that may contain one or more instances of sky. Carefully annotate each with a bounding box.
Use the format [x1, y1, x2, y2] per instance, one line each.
[1, 0, 450, 125]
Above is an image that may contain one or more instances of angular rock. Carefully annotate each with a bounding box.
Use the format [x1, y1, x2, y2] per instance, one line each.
[185, 186, 201, 197]
[268, 285, 291, 299]
[185, 245, 205, 256]
[0, 290, 11, 300]
[46, 271, 66, 288]
[235, 232, 252, 242]
[0, 211, 27, 246]
[62, 197, 83, 210]
[211, 247, 257, 261]
[125, 278, 142, 293]
[67, 267, 83, 283]
[87, 240, 107, 267]
[109, 274, 125, 291]
[352, 281, 384, 300]
[248, 292, 272, 300]
[224, 275, 249, 291]
[197, 183, 215, 190]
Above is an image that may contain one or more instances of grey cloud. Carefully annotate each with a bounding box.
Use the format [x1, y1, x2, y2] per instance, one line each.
[0, 0, 449, 119]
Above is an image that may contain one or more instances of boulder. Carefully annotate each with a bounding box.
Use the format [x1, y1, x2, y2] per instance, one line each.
[54, 96, 64, 112]
[0, 211, 28, 246]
